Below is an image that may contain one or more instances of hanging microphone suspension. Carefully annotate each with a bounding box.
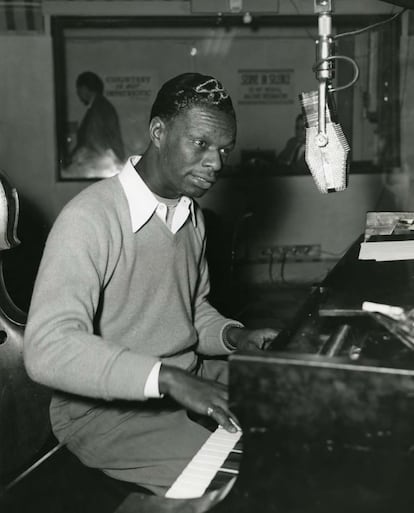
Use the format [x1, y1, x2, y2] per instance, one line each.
[301, 0, 350, 194]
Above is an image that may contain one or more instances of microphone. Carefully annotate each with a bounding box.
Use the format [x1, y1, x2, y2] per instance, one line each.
[300, 0, 350, 194]
[300, 89, 350, 194]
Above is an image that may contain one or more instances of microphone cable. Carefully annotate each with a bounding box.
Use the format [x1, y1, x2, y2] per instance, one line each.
[334, 8, 407, 41]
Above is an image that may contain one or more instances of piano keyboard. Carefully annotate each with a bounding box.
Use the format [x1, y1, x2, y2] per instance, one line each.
[165, 426, 242, 499]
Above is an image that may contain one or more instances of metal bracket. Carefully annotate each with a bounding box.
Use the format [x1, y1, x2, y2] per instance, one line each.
[314, 0, 333, 14]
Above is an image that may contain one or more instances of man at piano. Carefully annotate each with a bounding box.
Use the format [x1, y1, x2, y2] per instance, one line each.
[23, 72, 279, 497]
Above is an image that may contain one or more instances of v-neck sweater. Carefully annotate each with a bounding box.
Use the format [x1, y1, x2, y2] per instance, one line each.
[24, 173, 233, 415]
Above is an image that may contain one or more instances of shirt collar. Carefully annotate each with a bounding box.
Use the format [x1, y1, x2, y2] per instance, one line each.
[118, 156, 196, 233]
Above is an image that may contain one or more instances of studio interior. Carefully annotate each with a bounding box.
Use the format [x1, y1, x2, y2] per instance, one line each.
[2, 1, 414, 512]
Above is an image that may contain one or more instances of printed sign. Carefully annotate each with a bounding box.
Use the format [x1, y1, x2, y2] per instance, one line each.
[238, 69, 294, 104]
[105, 74, 154, 101]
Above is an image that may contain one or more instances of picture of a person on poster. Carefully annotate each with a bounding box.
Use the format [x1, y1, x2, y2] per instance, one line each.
[65, 71, 126, 178]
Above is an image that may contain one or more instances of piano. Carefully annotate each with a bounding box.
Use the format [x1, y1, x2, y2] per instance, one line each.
[114, 237, 414, 513]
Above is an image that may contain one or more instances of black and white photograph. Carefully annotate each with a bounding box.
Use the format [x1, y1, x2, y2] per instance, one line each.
[1, 1, 414, 513]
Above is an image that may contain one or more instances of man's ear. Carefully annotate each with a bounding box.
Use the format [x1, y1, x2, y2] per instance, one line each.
[149, 116, 166, 149]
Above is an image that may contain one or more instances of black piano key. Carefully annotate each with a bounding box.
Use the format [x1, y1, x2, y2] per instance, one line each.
[206, 440, 243, 492]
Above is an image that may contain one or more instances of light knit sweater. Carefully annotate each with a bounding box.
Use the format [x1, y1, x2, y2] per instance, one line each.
[23, 171, 233, 408]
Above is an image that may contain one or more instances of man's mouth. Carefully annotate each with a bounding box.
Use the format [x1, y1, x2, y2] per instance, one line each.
[191, 174, 215, 189]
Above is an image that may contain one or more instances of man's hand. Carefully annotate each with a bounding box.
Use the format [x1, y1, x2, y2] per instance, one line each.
[226, 326, 280, 353]
[159, 365, 240, 433]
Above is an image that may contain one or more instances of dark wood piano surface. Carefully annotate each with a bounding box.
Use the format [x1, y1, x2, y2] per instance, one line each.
[4, 236, 414, 513]
[210, 237, 414, 513]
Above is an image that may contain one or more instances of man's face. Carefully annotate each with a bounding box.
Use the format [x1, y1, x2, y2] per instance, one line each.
[154, 105, 236, 199]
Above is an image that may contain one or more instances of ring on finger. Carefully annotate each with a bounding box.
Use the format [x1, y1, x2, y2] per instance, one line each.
[207, 406, 214, 417]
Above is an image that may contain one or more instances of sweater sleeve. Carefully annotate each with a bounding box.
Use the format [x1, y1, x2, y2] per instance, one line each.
[23, 202, 158, 402]
[192, 208, 240, 355]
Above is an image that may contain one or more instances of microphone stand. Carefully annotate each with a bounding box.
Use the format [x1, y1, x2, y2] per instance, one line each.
[314, 0, 335, 147]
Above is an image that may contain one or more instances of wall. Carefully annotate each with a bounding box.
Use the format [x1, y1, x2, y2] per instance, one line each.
[0, 32, 93, 221]
[400, 12, 414, 210]
[0, 0, 408, 290]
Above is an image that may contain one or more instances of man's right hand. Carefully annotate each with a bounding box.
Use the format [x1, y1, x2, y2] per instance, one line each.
[158, 365, 240, 433]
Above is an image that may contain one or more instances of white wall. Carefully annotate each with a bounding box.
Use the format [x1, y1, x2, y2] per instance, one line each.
[198, 172, 387, 279]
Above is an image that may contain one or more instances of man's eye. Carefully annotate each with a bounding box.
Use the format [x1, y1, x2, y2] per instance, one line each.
[194, 140, 205, 148]
[220, 148, 231, 157]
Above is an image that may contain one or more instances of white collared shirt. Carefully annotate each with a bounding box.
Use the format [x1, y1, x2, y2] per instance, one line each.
[117, 156, 196, 398]
[118, 156, 196, 235]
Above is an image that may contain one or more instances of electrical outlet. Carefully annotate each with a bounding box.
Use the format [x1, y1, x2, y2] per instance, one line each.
[262, 244, 321, 262]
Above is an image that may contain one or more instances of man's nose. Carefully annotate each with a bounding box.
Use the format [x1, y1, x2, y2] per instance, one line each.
[203, 150, 222, 173]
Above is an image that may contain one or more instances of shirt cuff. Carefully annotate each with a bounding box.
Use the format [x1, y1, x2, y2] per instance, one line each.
[221, 321, 244, 351]
[143, 361, 164, 398]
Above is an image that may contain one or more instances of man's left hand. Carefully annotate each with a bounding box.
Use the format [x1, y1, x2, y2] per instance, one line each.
[226, 326, 280, 352]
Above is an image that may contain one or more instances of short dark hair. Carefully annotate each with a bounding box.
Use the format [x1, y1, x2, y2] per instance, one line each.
[76, 71, 104, 95]
[150, 72, 235, 123]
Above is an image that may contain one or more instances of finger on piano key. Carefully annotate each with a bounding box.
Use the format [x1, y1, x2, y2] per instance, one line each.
[228, 417, 242, 431]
